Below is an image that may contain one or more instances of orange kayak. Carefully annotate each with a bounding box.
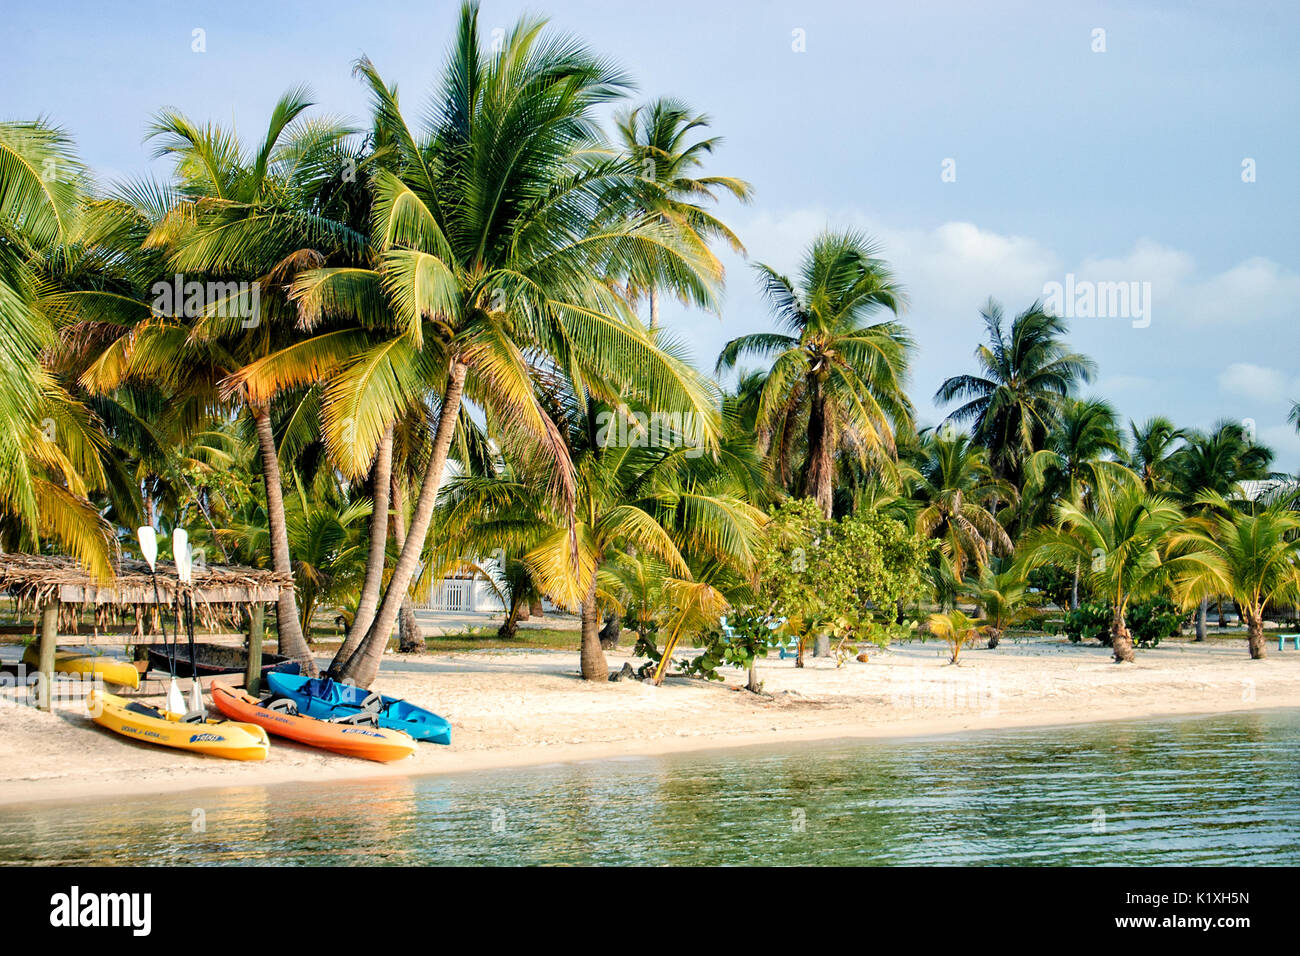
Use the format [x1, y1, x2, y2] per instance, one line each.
[210, 683, 417, 763]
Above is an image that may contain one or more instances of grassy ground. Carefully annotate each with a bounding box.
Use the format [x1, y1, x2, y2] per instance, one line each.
[421, 627, 585, 652]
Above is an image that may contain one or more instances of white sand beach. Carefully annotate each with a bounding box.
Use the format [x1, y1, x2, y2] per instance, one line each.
[2, 636, 1297, 807]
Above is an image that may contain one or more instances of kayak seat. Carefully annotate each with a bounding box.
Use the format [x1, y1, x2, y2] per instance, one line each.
[360, 692, 383, 715]
[125, 702, 163, 719]
[264, 697, 299, 716]
[331, 711, 378, 726]
[181, 709, 207, 724]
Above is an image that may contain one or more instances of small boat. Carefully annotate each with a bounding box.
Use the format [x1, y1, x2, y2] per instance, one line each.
[210, 683, 417, 763]
[146, 642, 289, 679]
[23, 645, 141, 689]
[87, 688, 269, 761]
[265, 673, 451, 745]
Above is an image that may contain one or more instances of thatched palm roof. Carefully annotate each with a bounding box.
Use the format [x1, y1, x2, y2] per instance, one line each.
[0, 554, 290, 632]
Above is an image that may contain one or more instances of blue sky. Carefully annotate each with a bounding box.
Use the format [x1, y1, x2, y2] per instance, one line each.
[5, 0, 1298, 468]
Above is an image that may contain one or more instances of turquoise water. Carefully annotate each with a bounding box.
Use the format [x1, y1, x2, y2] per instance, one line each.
[2, 709, 1297, 865]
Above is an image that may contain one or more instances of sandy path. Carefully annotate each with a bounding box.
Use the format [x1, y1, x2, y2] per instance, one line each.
[1, 637, 1297, 807]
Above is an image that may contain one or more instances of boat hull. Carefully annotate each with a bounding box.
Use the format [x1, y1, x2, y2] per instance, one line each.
[146, 642, 289, 678]
[210, 683, 417, 762]
[23, 645, 140, 689]
[87, 689, 270, 761]
[266, 673, 451, 744]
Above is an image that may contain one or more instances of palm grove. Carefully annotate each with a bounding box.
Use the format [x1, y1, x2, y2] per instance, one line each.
[3, 3, 1298, 692]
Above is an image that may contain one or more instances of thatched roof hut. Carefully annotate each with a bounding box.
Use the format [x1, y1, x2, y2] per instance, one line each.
[1, 555, 292, 705]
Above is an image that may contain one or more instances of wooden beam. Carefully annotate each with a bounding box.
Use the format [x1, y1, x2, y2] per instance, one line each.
[37, 602, 57, 712]
[244, 604, 265, 696]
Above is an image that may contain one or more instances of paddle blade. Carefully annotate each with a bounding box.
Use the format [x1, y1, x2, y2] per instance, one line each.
[136, 526, 157, 571]
[174, 529, 191, 583]
[167, 678, 185, 715]
[189, 679, 204, 713]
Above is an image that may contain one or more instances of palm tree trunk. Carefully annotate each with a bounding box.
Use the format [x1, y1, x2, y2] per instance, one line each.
[648, 288, 659, 329]
[334, 425, 393, 667]
[252, 405, 317, 676]
[746, 657, 760, 693]
[1245, 610, 1267, 660]
[335, 360, 468, 686]
[1070, 561, 1080, 610]
[391, 474, 424, 654]
[1195, 597, 1207, 641]
[579, 570, 608, 680]
[1111, 607, 1136, 663]
[803, 385, 834, 518]
[497, 596, 525, 640]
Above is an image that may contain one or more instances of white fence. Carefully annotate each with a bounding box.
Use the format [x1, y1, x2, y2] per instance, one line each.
[416, 577, 506, 613]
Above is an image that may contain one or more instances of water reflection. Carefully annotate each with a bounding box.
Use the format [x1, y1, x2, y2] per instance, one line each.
[1, 710, 1296, 865]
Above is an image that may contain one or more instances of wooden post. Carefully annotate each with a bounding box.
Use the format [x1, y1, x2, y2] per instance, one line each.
[37, 601, 58, 712]
[244, 603, 265, 696]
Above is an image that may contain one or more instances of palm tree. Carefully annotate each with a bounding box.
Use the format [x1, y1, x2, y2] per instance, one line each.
[615, 97, 752, 327]
[910, 429, 1014, 581]
[926, 609, 981, 664]
[935, 299, 1095, 488]
[430, 391, 765, 681]
[1017, 480, 1195, 662]
[0, 121, 115, 576]
[965, 563, 1034, 649]
[717, 230, 913, 517]
[1171, 497, 1300, 659]
[1170, 420, 1276, 639]
[73, 89, 360, 674]
[226, 4, 728, 686]
[1125, 416, 1185, 490]
[1022, 398, 1128, 606]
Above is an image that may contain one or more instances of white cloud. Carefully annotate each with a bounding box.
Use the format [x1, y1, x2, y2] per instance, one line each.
[1217, 363, 1299, 404]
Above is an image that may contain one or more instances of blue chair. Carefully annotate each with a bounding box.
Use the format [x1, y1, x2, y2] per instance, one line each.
[1279, 633, 1299, 651]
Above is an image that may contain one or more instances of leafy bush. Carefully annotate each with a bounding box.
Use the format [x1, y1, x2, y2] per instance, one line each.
[1128, 596, 1182, 647]
[1064, 597, 1182, 647]
[1065, 602, 1111, 644]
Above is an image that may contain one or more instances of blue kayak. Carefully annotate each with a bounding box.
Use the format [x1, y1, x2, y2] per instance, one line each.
[265, 673, 451, 744]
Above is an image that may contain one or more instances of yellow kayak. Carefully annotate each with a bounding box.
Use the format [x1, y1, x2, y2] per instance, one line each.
[23, 644, 141, 689]
[87, 689, 270, 761]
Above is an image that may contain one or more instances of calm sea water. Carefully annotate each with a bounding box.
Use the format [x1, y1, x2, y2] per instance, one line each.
[3, 709, 1297, 865]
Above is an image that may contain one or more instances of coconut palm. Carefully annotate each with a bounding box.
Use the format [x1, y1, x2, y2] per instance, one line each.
[935, 299, 1095, 487]
[717, 230, 913, 517]
[926, 609, 981, 664]
[0, 121, 115, 576]
[910, 429, 1015, 580]
[71, 89, 362, 674]
[1017, 480, 1197, 662]
[235, 5, 729, 686]
[1170, 497, 1300, 659]
[432, 387, 765, 681]
[1022, 398, 1129, 607]
[1170, 420, 1276, 639]
[1125, 416, 1185, 491]
[615, 97, 752, 327]
[965, 563, 1035, 649]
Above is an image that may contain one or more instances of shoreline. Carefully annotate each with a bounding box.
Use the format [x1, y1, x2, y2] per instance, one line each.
[3, 639, 1298, 809]
[5, 700, 1296, 812]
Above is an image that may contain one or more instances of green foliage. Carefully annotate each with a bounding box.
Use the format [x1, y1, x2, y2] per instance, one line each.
[1064, 601, 1112, 644]
[1066, 595, 1181, 647]
[751, 498, 929, 657]
[680, 610, 774, 684]
[1127, 595, 1182, 647]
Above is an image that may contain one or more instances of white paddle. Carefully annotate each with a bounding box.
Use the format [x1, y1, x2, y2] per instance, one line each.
[138, 527, 185, 713]
[174, 530, 203, 714]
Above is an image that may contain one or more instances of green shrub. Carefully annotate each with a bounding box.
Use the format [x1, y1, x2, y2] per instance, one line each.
[1128, 596, 1182, 647]
[1065, 602, 1111, 644]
